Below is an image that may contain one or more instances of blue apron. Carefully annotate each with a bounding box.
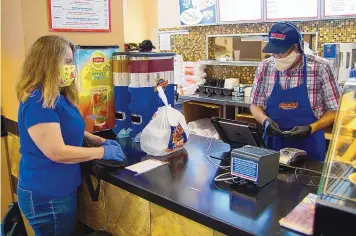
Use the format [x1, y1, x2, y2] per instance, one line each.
[263, 56, 326, 161]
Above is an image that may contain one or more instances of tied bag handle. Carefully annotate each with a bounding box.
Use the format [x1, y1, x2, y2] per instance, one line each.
[157, 86, 189, 137]
[157, 86, 169, 107]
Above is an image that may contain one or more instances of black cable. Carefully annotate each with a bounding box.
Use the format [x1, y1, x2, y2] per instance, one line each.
[214, 181, 231, 193]
[280, 163, 322, 187]
[294, 167, 321, 188]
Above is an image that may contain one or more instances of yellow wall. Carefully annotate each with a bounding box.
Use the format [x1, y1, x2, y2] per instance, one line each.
[1, 0, 125, 121]
[143, 0, 159, 49]
[124, 0, 158, 46]
[124, 0, 148, 43]
[1, 0, 26, 121]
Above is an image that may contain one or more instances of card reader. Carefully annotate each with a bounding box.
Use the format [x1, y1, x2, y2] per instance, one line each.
[230, 146, 280, 187]
[279, 148, 307, 167]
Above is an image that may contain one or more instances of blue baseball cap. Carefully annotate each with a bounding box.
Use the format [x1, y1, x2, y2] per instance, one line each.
[263, 22, 302, 54]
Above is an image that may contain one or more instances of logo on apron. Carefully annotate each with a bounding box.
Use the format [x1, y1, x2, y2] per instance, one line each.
[279, 102, 299, 110]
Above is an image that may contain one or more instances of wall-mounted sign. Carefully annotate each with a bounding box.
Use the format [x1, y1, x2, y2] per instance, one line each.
[266, 0, 319, 20]
[218, 0, 263, 23]
[48, 0, 111, 32]
[323, 0, 356, 18]
[179, 0, 217, 25]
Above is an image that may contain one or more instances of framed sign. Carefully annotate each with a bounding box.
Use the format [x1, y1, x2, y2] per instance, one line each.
[323, 0, 356, 18]
[265, 0, 319, 20]
[48, 0, 111, 32]
[218, 0, 263, 23]
[179, 0, 218, 26]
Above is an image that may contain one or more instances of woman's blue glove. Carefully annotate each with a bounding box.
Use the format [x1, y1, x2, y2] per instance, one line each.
[103, 139, 120, 147]
[102, 144, 125, 163]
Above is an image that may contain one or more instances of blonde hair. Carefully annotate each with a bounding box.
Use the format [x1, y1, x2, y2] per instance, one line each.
[17, 35, 78, 108]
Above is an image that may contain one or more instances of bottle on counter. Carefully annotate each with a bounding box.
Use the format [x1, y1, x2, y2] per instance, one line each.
[233, 85, 245, 97]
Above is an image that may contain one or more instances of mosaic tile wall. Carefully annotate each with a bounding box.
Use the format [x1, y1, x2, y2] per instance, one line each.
[161, 19, 356, 84]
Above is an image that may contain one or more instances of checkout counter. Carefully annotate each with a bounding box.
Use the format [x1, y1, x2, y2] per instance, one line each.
[79, 127, 323, 236]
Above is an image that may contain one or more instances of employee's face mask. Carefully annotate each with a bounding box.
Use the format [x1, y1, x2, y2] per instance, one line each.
[274, 50, 299, 72]
[59, 64, 76, 87]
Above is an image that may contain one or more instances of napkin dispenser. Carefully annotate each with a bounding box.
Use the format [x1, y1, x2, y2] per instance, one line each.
[224, 78, 239, 89]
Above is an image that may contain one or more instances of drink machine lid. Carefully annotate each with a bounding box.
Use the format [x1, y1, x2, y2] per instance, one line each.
[112, 52, 176, 57]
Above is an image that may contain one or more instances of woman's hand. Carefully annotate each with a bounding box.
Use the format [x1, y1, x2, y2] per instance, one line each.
[102, 144, 125, 163]
[102, 139, 120, 147]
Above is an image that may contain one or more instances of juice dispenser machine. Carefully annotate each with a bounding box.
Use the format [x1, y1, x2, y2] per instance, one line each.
[128, 52, 176, 139]
[112, 52, 175, 139]
[112, 52, 130, 136]
[75, 45, 119, 132]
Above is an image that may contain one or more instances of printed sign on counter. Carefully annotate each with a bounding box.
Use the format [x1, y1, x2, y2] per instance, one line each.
[49, 0, 111, 32]
[266, 0, 319, 20]
[323, 0, 356, 17]
[179, 0, 217, 25]
[218, 0, 262, 23]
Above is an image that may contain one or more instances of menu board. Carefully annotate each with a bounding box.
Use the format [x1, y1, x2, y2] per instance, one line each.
[179, 0, 217, 25]
[324, 0, 356, 17]
[218, 0, 263, 23]
[266, 0, 319, 20]
[49, 0, 111, 32]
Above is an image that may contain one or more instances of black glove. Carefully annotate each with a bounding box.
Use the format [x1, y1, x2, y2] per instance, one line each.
[263, 118, 283, 136]
[285, 125, 312, 138]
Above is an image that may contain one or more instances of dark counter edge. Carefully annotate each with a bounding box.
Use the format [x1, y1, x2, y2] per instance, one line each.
[3, 117, 251, 236]
[3, 117, 19, 136]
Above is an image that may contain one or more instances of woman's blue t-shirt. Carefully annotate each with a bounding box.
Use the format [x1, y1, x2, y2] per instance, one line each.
[18, 89, 85, 199]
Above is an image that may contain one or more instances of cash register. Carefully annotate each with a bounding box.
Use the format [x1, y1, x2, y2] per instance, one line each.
[210, 118, 308, 187]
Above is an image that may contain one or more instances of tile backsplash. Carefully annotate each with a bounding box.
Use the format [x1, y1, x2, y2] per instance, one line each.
[161, 19, 356, 84]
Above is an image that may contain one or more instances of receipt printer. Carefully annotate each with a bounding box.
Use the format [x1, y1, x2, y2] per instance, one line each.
[230, 146, 280, 187]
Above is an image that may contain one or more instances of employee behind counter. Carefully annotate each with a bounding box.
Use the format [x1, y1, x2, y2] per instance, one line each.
[250, 22, 340, 161]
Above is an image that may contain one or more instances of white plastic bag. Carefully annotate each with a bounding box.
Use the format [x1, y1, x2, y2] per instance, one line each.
[140, 86, 189, 156]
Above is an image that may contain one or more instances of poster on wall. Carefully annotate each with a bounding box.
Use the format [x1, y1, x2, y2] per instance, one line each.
[48, 0, 111, 32]
[179, 0, 217, 25]
[266, 0, 319, 20]
[218, 0, 263, 23]
[323, 0, 356, 17]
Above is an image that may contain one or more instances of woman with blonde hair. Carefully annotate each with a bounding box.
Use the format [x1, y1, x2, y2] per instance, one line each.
[16, 35, 124, 235]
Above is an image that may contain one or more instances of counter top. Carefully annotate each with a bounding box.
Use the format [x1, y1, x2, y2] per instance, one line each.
[88, 132, 322, 236]
[179, 94, 252, 107]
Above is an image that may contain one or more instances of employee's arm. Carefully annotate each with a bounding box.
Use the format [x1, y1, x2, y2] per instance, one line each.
[250, 62, 268, 124]
[28, 123, 104, 164]
[84, 131, 105, 145]
[310, 111, 337, 134]
[310, 61, 340, 134]
[250, 104, 268, 125]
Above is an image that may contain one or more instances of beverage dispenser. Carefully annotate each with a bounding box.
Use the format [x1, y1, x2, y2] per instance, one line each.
[75, 45, 119, 132]
[324, 43, 356, 85]
[127, 52, 175, 139]
[112, 52, 131, 136]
